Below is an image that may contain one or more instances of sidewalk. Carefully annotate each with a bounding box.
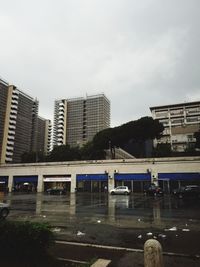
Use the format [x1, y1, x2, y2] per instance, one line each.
[50, 241, 200, 267]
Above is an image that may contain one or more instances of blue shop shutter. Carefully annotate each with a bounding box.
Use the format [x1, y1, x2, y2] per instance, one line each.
[158, 173, 200, 180]
[115, 173, 151, 181]
[0, 176, 8, 183]
[14, 176, 38, 183]
[77, 174, 108, 181]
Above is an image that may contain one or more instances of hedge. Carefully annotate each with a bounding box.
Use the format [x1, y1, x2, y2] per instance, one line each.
[0, 220, 55, 258]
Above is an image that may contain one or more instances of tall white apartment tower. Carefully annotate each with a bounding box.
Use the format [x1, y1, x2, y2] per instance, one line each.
[53, 94, 110, 147]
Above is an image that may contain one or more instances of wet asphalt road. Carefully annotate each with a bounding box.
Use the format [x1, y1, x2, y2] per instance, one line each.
[1, 192, 200, 256]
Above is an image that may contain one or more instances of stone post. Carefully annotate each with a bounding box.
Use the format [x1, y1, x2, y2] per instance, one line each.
[144, 239, 164, 267]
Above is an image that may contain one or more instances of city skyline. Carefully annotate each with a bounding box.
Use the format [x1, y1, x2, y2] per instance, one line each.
[0, 1, 200, 127]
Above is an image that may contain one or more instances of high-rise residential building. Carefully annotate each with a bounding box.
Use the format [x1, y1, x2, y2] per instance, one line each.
[53, 94, 110, 147]
[0, 79, 51, 163]
[35, 117, 52, 155]
[150, 101, 200, 152]
[0, 78, 9, 163]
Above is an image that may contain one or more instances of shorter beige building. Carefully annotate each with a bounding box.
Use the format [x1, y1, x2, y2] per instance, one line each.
[150, 101, 200, 152]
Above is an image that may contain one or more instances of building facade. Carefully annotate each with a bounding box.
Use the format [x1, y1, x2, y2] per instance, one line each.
[0, 80, 51, 163]
[150, 101, 200, 152]
[35, 117, 52, 155]
[53, 94, 110, 147]
[0, 78, 9, 163]
[0, 156, 200, 194]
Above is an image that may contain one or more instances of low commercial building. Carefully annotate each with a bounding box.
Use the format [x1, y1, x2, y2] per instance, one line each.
[0, 157, 200, 193]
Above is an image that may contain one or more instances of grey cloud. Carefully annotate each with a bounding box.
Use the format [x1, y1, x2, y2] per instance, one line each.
[0, 0, 199, 126]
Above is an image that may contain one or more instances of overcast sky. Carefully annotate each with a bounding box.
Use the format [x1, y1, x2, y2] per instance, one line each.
[0, 0, 199, 126]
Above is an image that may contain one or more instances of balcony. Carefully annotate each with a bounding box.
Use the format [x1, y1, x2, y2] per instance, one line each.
[5, 157, 12, 162]
[9, 125, 16, 130]
[6, 151, 13, 156]
[8, 130, 15, 135]
[7, 136, 15, 140]
[186, 117, 199, 123]
[170, 110, 183, 117]
[10, 114, 17, 120]
[155, 112, 168, 118]
[10, 109, 17, 115]
[11, 99, 18, 105]
[7, 140, 14, 145]
[58, 114, 64, 120]
[6, 146, 14, 151]
[12, 94, 19, 100]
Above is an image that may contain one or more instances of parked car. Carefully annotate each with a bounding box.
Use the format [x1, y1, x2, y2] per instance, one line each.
[0, 203, 9, 219]
[46, 188, 66, 195]
[110, 186, 131, 195]
[144, 184, 163, 196]
[172, 185, 200, 199]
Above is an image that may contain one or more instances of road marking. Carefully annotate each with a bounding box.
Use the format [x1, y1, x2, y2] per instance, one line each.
[55, 240, 143, 252]
[57, 257, 88, 264]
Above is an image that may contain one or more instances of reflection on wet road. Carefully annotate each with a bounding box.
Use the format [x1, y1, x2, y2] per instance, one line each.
[2, 192, 200, 227]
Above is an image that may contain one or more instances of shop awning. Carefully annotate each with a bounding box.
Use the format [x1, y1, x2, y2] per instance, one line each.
[115, 173, 151, 181]
[77, 174, 108, 182]
[0, 176, 8, 183]
[158, 173, 200, 180]
[13, 176, 38, 183]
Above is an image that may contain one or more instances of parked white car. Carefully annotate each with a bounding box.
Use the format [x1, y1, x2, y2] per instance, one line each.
[110, 186, 131, 195]
[0, 203, 9, 219]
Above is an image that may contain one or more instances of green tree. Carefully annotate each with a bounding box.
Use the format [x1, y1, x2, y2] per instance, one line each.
[93, 117, 164, 150]
[47, 145, 81, 162]
[153, 143, 172, 157]
[80, 141, 106, 160]
[21, 151, 45, 163]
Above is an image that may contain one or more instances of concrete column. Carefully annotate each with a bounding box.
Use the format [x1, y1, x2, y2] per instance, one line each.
[70, 173, 76, 193]
[8, 175, 13, 192]
[37, 174, 44, 193]
[108, 173, 115, 192]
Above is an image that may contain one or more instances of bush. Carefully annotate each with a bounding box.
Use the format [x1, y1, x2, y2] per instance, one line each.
[0, 220, 54, 258]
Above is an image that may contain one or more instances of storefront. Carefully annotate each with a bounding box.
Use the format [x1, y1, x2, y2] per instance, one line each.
[43, 175, 71, 192]
[114, 173, 151, 193]
[0, 176, 8, 192]
[76, 174, 108, 192]
[158, 172, 200, 192]
[13, 176, 38, 192]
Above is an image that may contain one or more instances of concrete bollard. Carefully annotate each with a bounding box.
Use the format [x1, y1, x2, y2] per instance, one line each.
[144, 239, 164, 267]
